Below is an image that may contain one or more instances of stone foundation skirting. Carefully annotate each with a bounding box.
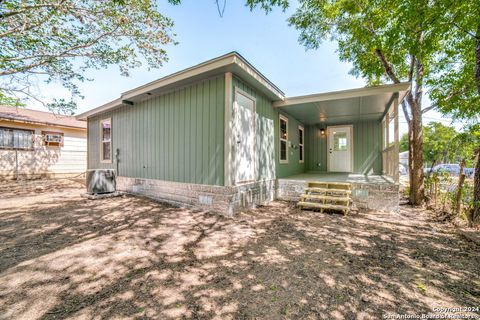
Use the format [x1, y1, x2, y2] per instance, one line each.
[116, 176, 276, 215]
[350, 182, 399, 212]
[117, 176, 398, 214]
[276, 179, 399, 212]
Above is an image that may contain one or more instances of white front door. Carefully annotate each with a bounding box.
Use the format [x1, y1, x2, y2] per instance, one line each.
[234, 90, 255, 184]
[327, 125, 353, 172]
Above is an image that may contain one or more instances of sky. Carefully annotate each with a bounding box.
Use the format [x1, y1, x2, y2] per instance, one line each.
[31, 0, 459, 135]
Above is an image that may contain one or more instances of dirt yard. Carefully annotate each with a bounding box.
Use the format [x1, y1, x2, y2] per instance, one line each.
[0, 179, 479, 320]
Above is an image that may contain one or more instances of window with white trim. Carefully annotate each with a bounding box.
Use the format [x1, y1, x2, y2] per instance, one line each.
[0, 127, 33, 150]
[298, 125, 304, 163]
[101, 118, 112, 162]
[279, 115, 288, 163]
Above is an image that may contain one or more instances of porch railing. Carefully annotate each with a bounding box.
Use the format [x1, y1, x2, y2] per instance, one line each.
[381, 94, 400, 183]
[382, 146, 398, 181]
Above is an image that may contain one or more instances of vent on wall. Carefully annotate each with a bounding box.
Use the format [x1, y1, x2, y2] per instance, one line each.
[199, 195, 213, 206]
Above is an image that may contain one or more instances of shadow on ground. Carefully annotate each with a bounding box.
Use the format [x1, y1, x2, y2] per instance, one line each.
[0, 179, 479, 319]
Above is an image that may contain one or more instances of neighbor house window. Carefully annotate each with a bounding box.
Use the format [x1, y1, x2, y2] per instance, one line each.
[101, 118, 112, 162]
[0, 127, 33, 150]
[279, 115, 288, 164]
[298, 125, 304, 163]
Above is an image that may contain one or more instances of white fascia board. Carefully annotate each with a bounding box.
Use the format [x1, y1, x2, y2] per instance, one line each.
[273, 82, 411, 107]
[232, 55, 284, 101]
[122, 55, 237, 100]
[76, 52, 285, 120]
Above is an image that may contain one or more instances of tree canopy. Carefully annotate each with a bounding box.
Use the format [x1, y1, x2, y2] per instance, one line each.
[427, 1, 480, 122]
[0, 0, 179, 113]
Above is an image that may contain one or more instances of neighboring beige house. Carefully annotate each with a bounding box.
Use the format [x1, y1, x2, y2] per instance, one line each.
[0, 106, 87, 180]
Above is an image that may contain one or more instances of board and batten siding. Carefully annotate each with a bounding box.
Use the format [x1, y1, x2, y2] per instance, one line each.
[88, 75, 225, 186]
[305, 120, 382, 174]
[231, 77, 305, 180]
[275, 112, 305, 178]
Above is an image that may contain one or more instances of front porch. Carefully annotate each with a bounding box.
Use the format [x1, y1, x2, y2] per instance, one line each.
[272, 83, 409, 212]
[280, 171, 394, 184]
[277, 172, 399, 212]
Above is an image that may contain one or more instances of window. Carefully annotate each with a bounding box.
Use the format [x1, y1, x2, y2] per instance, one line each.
[298, 125, 304, 163]
[279, 115, 288, 163]
[42, 131, 64, 147]
[0, 127, 33, 150]
[101, 118, 112, 162]
[333, 132, 348, 151]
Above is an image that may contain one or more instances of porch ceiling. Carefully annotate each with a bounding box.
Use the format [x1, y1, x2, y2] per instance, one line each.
[273, 82, 410, 125]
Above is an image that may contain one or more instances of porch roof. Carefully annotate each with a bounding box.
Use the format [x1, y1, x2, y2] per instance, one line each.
[273, 82, 410, 125]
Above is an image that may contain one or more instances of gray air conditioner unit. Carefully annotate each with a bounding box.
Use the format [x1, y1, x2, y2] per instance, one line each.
[86, 169, 116, 194]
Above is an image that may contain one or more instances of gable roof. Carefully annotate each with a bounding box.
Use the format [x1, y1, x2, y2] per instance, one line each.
[0, 106, 87, 129]
[76, 51, 411, 122]
[76, 52, 285, 120]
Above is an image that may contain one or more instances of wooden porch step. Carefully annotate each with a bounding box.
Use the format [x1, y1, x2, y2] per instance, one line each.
[305, 187, 352, 195]
[308, 181, 352, 190]
[301, 194, 351, 202]
[298, 181, 352, 215]
[297, 201, 350, 212]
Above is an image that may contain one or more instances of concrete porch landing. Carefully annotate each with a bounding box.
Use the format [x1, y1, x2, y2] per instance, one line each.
[281, 172, 395, 185]
[277, 172, 399, 212]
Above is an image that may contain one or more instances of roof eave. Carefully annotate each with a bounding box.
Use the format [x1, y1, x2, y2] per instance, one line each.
[273, 82, 411, 108]
[76, 52, 285, 120]
[0, 117, 87, 130]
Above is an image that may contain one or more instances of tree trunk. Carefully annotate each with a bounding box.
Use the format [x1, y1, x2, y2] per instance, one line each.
[406, 96, 425, 205]
[408, 124, 414, 194]
[476, 22, 480, 95]
[473, 150, 480, 225]
[473, 23, 480, 225]
[455, 159, 465, 215]
[405, 104, 424, 205]
[376, 50, 424, 205]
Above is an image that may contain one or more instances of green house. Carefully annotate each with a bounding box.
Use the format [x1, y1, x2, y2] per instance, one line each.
[77, 52, 408, 214]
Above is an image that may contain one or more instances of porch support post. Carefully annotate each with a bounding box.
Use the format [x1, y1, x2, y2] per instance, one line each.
[224, 72, 233, 186]
[382, 107, 390, 176]
[393, 93, 400, 183]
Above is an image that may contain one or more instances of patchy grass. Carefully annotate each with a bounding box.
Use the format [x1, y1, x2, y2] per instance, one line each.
[0, 179, 479, 319]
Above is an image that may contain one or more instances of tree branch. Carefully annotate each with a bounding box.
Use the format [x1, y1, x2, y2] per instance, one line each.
[408, 55, 415, 82]
[452, 21, 479, 40]
[0, 25, 120, 76]
[421, 104, 437, 114]
[0, 2, 66, 19]
[375, 49, 401, 84]
[401, 99, 411, 124]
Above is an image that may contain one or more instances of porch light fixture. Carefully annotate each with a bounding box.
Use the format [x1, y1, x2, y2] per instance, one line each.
[320, 128, 325, 136]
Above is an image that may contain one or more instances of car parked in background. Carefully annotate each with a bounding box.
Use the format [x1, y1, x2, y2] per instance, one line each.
[464, 167, 474, 178]
[425, 164, 475, 178]
[429, 164, 461, 176]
